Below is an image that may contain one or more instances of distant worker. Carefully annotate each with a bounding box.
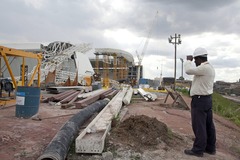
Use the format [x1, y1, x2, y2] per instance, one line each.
[183, 47, 216, 157]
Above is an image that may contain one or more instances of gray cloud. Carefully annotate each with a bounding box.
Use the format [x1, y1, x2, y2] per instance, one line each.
[1, 0, 240, 41]
[1, 0, 240, 81]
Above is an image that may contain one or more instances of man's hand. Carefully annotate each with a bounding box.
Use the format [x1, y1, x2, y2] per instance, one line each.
[187, 55, 193, 61]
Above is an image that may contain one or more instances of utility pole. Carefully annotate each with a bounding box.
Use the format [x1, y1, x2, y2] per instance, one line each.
[180, 58, 184, 80]
[168, 33, 181, 90]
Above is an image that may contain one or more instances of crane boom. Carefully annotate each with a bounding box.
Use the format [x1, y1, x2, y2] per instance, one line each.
[136, 11, 158, 85]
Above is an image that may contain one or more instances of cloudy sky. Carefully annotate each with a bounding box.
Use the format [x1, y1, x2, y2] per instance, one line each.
[1, 0, 240, 82]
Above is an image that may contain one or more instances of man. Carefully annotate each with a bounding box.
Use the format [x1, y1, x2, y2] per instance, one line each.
[184, 47, 216, 157]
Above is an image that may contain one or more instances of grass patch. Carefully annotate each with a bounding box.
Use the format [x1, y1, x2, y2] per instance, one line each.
[176, 89, 240, 126]
[176, 88, 189, 96]
[212, 92, 240, 126]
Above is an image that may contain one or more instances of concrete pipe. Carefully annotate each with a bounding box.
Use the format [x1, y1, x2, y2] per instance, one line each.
[37, 98, 110, 160]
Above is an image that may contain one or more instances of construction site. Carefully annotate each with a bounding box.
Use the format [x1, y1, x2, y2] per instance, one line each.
[2, 0, 240, 159]
[0, 41, 240, 160]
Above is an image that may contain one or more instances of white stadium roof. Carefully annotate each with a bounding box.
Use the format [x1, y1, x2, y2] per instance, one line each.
[95, 48, 134, 63]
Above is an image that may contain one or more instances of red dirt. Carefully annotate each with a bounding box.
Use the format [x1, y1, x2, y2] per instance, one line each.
[109, 115, 169, 146]
[0, 92, 240, 160]
[0, 101, 81, 160]
[115, 95, 240, 159]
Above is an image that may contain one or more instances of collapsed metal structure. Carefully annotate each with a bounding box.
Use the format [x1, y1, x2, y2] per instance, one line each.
[39, 42, 137, 87]
[40, 41, 93, 84]
[0, 42, 138, 89]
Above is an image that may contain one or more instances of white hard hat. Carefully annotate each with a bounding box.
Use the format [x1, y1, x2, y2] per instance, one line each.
[193, 47, 208, 57]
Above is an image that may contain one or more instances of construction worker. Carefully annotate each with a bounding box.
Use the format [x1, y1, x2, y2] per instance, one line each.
[184, 47, 216, 157]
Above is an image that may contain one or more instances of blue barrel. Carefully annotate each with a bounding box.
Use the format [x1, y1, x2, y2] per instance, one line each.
[15, 86, 41, 118]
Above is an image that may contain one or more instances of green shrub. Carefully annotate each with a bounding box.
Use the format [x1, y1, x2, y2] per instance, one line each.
[176, 88, 189, 96]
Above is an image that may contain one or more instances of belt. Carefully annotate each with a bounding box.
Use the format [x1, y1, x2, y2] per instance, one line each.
[192, 95, 211, 98]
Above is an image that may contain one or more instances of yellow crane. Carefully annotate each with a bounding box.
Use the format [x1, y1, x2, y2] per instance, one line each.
[0, 46, 42, 88]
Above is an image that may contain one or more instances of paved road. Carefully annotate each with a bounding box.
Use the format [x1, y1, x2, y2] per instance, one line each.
[222, 95, 240, 103]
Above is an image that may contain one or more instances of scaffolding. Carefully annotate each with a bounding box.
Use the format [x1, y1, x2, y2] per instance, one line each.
[113, 54, 117, 80]
[103, 55, 109, 87]
[95, 54, 99, 74]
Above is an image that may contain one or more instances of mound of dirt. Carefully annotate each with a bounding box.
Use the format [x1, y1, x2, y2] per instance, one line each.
[107, 115, 184, 152]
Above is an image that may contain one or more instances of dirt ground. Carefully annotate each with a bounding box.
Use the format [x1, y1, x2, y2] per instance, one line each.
[105, 96, 240, 160]
[0, 91, 240, 160]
